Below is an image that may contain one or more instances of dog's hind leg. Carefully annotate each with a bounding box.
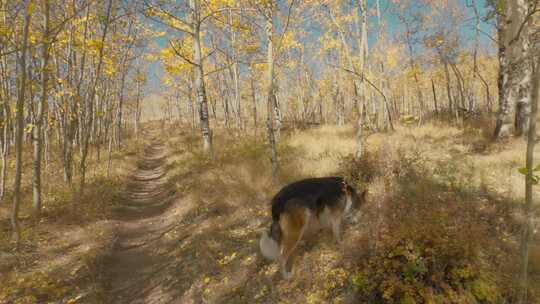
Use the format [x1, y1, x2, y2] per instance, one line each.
[279, 208, 310, 279]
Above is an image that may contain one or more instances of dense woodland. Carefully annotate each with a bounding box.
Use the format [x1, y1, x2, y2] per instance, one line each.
[1, 0, 540, 303]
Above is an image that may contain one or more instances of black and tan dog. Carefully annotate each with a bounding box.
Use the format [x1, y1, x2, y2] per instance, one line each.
[259, 177, 366, 279]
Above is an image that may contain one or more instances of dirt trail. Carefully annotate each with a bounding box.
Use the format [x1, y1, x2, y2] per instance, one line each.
[102, 136, 178, 303]
[99, 131, 271, 304]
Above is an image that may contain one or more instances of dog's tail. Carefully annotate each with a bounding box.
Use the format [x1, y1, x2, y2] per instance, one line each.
[260, 220, 281, 260]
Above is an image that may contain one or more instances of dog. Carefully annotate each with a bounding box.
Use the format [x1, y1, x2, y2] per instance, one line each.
[259, 177, 366, 279]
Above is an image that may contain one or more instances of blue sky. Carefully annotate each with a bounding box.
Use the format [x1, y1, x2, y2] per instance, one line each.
[144, 0, 496, 96]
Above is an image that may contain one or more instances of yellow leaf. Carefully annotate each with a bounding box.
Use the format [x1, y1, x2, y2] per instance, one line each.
[28, 2, 35, 15]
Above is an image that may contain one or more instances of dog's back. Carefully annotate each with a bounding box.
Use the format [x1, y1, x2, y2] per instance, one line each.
[271, 176, 346, 220]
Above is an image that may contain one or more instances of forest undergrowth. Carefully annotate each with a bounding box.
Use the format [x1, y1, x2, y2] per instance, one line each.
[0, 130, 146, 303]
[1, 121, 539, 303]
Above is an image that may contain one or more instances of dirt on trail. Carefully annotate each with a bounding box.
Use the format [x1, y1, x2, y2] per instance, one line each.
[100, 131, 271, 304]
[102, 137, 180, 303]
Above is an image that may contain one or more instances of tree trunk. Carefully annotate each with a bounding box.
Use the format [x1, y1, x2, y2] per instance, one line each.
[190, 0, 213, 154]
[174, 89, 182, 124]
[431, 78, 439, 116]
[250, 73, 257, 133]
[217, 72, 230, 128]
[318, 89, 324, 124]
[494, 0, 532, 138]
[188, 78, 196, 129]
[265, 2, 279, 180]
[12, 0, 32, 244]
[135, 70, 142, 138]
[32, 0, 50, 217]
[0, 45, 10, 199]
[79, 0, 112, 196]
[442, 61, 454, 116]
[116, 20, 134, 149]
[273, 88, 282, 141]
[355, 0, 368, 156]
[229, 9, 242, 130]
[470, 0, 481, 113]
[495, 7, 510, 137]
[117, 73, 126, 149]
[449, 62, 467, 113]
[404, 22, 424, 124]
[519, 52, 539, 304]
[0, 94, 10, 200]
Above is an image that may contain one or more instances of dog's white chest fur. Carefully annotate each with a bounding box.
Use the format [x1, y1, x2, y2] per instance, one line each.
[344, 195, 353, 214]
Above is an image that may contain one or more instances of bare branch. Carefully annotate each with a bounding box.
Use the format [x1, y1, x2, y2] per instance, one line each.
[169, 41, 198, 67]
[509, 0, 540, 46]
[275, 0, 297, 56]
[142, 1, 194, 35]
[204, 61, 236, 76]
[200, 6, 256, 24]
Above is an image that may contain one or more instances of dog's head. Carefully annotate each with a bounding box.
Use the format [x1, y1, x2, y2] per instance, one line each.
[344, 185, 366, 224]
[343, 182, 367, 212]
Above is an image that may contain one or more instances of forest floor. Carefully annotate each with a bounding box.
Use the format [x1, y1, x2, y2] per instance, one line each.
[100, 122, 540, 303]
[1, 121, 540, 303]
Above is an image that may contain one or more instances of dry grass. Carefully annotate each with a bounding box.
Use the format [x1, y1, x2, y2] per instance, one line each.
[142, 121, 537, 303]
[289, 122, 540, 201]
[0, 131, 147, 303]
[1, 120, 539, 303]
[286, 125, 356, 176]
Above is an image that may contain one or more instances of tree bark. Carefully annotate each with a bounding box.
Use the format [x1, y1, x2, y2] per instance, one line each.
[135, 69, 142, 138]
[470, 0, 481, 113]
[79, 0, 112, 196]
[228, 9, 242, 130]
[403, 19, 424, 124]
[190, 0, 213, 154]
[355, 0, 368, 156]
[250, 72, 257, 133]
[0, 74, 10, 200]
[494, 0, 533, 138]
[32, 0, 51, 217]
[116, 20, 134, 150]
[520, 51, 539, 304]
[431, 78, 439, 116]
[12, 0, 32, 244]
[265, 2, 279, 181]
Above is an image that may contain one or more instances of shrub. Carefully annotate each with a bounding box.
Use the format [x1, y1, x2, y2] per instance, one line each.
[338, 152, 379, 186]
[346, 151, 518, 303]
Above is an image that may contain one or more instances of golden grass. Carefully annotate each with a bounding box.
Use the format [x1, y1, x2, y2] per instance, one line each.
[1, 120, 538, 303]
[287, 122, 539, 201]
[286, 125, 356, 176]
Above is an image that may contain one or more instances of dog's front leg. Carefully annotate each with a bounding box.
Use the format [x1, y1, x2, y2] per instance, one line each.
[279, 255, 294, 280]
[278, 211, 310, 279]
[279, 236, 299, 279]
[331, 219, 342, 244]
